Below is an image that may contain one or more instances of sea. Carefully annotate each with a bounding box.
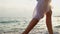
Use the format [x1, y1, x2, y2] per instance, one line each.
[0, 16, 60, 34]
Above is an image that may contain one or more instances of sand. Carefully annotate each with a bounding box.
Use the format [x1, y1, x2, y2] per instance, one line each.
[0, 28, 60, 34]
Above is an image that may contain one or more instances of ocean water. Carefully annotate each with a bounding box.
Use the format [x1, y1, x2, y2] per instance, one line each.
[0, 17, 60, 34]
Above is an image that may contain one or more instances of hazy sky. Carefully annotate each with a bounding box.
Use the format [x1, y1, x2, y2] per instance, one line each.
[0, 0, 60, 17]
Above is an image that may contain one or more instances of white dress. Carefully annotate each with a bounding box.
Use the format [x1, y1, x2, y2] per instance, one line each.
[33, 0, 51, 20]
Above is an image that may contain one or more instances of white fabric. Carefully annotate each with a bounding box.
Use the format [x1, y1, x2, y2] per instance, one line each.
[33, 0, 51, 20]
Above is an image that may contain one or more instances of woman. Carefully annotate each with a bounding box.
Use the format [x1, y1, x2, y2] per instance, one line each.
[22, 0, 53, 34]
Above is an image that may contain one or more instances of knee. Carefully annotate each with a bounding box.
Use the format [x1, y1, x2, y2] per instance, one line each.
[33, 15, 44, 21]
[46, 10, 52, 16]
[41, 15, 44, 19]
[38, 15, 44, 20]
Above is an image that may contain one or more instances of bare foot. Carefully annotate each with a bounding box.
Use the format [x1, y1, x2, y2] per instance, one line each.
[22, 31, 28, 34]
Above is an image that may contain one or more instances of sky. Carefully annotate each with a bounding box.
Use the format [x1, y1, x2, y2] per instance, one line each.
[0, 0, 60, 17]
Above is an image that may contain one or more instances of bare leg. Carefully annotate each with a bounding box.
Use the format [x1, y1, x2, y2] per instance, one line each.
[46, 10, 53, 34]
[22, 18, 39, 34]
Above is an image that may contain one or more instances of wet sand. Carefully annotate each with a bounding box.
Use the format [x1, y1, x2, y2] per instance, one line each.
[0, 27, 60, 34]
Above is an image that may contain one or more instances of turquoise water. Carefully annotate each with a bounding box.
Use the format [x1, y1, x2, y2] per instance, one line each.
[0, 17, 60, 34]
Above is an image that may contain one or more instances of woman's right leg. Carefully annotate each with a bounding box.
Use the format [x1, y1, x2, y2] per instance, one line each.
[22, 18, 39, 34]
[22, 0, 45, 34]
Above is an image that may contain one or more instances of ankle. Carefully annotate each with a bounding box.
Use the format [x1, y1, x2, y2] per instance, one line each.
[22, 31, 28, 34]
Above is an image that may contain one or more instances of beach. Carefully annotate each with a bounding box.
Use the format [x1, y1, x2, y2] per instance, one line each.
[0, 27, 60, 34]
[0, 17, 60, 34]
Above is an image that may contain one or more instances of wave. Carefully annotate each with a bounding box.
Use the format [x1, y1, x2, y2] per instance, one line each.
[0, 20, 20, 23]
[53, 16, 60, 17]
[54, 25, 60, 28]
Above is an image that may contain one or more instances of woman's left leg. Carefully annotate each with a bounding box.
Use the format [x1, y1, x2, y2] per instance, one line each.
[46, 9, 53, 34]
